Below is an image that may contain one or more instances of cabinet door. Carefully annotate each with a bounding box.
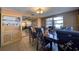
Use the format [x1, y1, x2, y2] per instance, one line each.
[3, 32, 11, 43]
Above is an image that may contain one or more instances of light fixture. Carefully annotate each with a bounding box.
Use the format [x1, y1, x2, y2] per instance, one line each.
[22, 22, 26, 27]
[36, 8, 44, 14]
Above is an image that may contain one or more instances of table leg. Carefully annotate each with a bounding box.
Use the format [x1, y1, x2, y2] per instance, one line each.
[36, 39, 38, 50]
[50, 42, 53, 51]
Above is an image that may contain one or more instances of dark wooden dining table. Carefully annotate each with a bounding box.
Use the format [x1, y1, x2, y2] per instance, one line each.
[44, 33, 59, 51]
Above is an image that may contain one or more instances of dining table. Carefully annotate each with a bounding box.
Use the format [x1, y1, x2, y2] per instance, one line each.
[44, 32, 59, 51]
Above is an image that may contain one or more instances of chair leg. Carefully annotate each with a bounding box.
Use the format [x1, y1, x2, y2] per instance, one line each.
[36, 39, 39, 51]
[50, 42, 53, 51]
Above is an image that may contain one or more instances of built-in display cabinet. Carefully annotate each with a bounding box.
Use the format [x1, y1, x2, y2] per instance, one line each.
[1, 16, 22, 47]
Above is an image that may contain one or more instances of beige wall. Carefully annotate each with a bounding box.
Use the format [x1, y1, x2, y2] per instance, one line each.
[41, 18, 46, 27]
[32, 17, 42, 27]
[59, 11, 78, 30]
[42, 10, 78, 30]
[37, 17, 42, 27]
[76, 15, 79, 30]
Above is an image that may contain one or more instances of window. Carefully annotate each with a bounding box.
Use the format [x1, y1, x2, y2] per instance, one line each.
[54, 16, 63, 29]
[46, 18, 53, 27]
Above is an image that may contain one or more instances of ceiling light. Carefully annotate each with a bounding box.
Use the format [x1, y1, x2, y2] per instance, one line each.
[36, 8, 44, 14]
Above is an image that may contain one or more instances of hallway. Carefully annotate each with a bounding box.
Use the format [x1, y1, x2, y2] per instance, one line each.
[0, 31, 36, 51]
